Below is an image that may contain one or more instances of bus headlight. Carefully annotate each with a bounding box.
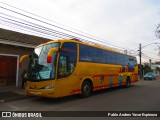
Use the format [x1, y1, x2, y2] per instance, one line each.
[44, 85, 54, 89]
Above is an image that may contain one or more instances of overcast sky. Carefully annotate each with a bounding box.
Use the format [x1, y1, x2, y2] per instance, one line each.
[0, 0, 160, 63]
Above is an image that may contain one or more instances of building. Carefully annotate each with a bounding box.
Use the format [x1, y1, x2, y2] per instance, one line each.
[0, 28, 51, 87]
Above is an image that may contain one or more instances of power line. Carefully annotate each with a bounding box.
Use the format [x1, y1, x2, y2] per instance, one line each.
[5, 0, 105, 39]
[0, 0, 124, 45]
[0, 12, 96, 41]
[0, 1, 133, 51]
[0, 16, 69, 39]
[0, 5, 102, 46]
[0, 12, 101, 46]
[141, 53, 158, 62]
[0, 4, 102, 44]
[0, 22, 56, 40]
[0, 19, 59, 40]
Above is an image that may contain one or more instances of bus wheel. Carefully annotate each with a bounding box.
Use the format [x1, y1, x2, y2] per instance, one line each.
[81, 81, 92, 98]
[125, 77, 131, 88]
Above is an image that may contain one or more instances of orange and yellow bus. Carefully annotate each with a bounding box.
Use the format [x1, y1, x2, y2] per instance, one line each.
[20, 39, 138, 98]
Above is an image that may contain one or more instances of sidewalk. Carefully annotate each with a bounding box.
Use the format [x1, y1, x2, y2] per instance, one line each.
[0, 86, 29, 103]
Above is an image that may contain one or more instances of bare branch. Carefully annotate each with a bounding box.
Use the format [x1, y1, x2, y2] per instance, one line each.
[155, 24, 160, 39]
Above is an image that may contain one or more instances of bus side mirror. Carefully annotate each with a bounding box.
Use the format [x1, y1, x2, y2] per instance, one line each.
[47, 48, 59, 63]
[19, 54, 29, 68]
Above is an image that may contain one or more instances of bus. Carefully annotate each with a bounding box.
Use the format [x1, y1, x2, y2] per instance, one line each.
[20, 39, 138, 98]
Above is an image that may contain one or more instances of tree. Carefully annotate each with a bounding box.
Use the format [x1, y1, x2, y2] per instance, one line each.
[143, 64, 152, 74]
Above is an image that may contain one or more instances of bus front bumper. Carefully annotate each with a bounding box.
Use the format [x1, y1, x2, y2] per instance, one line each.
[25, 88, 56, 98]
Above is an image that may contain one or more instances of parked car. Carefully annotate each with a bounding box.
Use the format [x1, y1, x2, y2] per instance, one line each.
[143, 72, 156, 80]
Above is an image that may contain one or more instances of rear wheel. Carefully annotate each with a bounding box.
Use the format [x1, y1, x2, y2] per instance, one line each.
[81, 81, 92, 98]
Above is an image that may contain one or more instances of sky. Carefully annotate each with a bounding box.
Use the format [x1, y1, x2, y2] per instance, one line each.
[0, 0, 160, 63]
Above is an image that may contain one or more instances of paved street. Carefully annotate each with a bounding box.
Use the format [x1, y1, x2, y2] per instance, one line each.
[1, 79, 160, 120]
[1, 79, 160, 112]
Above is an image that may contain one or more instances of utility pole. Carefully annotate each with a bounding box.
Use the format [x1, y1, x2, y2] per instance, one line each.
[139, 43, 142, 79]
[149, 59, 151, 69]
[138, 42, 158, 79]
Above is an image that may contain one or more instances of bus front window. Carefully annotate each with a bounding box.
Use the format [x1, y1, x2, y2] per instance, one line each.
[28, 42, 60, 81]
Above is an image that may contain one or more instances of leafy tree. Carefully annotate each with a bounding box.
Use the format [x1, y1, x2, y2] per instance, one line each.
[143, 64, 152, 74]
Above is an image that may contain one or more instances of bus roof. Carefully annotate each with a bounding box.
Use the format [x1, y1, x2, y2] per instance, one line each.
[36, 39, 135, 57]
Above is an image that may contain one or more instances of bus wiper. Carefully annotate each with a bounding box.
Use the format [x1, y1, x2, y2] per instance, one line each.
[35, 64, 42, 79]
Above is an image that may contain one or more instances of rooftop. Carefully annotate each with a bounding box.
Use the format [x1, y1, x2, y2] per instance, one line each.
[0, 28, 51, 48]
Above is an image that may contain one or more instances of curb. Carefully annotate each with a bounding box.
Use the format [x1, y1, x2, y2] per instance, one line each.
[0, 92, 30, 103]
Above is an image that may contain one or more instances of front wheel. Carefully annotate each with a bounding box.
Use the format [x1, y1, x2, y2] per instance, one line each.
[81, 81, 92, 98]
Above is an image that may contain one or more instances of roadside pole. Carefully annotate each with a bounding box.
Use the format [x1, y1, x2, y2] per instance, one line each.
[139, 43, 142, 79]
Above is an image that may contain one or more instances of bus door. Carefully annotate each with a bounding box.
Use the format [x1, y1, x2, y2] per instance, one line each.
[56, 42, 77, 96]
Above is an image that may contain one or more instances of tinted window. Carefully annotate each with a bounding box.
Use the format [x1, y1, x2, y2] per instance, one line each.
[58, 42, 77, 78]
[94, 48, 106, 63]
[79, 44, 136, 66]
[124, 56, 129, 65]
[115, 53, 123, 65]
[62, 42, 77, 62]
[123, 56, 137, 66]
[80, 44, 94, 62]
[129, 56, 135, 66]
[106, 51, 115, 64]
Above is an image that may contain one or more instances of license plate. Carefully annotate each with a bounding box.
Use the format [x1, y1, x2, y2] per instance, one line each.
[31, 92, 42, 95]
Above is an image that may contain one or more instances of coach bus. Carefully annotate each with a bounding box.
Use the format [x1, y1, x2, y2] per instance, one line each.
[20, 39, 138, 98]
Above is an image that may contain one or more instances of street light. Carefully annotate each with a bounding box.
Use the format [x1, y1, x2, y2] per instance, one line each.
[139, 42, 158, 79]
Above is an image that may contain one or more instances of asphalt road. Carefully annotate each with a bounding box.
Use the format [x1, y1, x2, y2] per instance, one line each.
[1, 79, 160, 119]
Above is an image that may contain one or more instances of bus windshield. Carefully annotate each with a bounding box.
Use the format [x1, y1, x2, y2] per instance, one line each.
[28, 42, 60, 81]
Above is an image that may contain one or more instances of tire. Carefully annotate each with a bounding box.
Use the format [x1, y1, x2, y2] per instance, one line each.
[81, 81, 92, 98]
[125, 77, 131, 88]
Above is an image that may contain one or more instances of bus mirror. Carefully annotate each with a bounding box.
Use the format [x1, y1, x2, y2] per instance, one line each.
[47, 48, 58, 63]
[19, 54, 29, 68]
